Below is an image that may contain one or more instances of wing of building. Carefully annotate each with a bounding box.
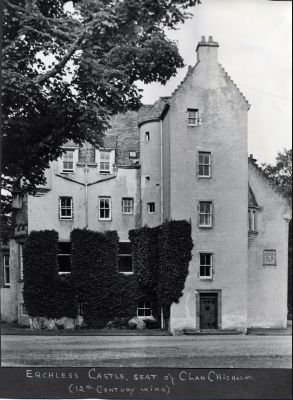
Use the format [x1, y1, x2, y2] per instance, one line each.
[1, 36, 291, 333]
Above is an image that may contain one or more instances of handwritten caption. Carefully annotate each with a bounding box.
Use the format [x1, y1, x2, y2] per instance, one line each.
[25, 369, 256, 397]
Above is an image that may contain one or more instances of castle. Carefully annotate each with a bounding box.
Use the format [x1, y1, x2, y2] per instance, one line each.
[1, 37, 291, 333]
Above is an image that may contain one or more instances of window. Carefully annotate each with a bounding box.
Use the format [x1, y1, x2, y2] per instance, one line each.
[122, 198, 134, 215]
[99, 151, 111, 174]
[58, 242, 71, 274]
[19, 244, 24, 280]
[137, 301, 152, 317]
[198, 152, 211, 178]
[3, 254, 10, 287]
[199, 253, 213, 279]
[199, 202, 213, 227]
[62, 150, 75, 173]
[147, 203, 156, 213]
[78, 302, 85, 316]
[99, 197, 111, 220]
[59, 197, 73, 220]
[20, 303, 28, 317]
[118, 242, 133, 274]
[264, 250, 277, 266]
[129, 151, 137, 159]
[248, 209, 258, 232]
[145, 132, 150, 142]
[187, 109, 202, 127]
[145, 176, 151, 182]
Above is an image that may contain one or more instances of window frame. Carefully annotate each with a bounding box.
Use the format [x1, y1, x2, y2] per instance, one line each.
[198, 201, 213, 228]
[187, 108, 203, 127]
[3, 254, 10, 287]
[147, 202, 156, 214]
[58, 242, 72, 275]
[99, 151, 111, 174]
[62, 149, 75, 173]
[118, 241, 133, 275]
[198, 152, 212, 178]
[20, 303, 28, 317]
[199, 252, 213, 280]
[99, 196, 112, 221]
[248, 208, 258, 232]
[137, 301, 152, 318]
[59, 197, 73, 221]
[122, 198, 134, 215]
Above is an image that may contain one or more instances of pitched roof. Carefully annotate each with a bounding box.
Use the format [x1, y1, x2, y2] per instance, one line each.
[102, 105, 152, 166]
[138, 97, 170, 126]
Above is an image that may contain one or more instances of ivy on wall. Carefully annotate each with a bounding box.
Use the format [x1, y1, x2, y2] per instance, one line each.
[23, 220, 193, 328]
[157, 220, 194, 315]
[23, 230, 77, 319]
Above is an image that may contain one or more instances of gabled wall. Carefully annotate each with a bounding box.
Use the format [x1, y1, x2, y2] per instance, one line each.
[248, 164, 291, 328]
[167, 38, 249, 332]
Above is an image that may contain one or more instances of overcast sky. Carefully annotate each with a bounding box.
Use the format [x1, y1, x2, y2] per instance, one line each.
[139, 0, 292, 164]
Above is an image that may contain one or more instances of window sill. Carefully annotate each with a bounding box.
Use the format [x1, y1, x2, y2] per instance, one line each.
[60, 219, 74, 222]
[119, 272, 134, 275]
[199, 277, 213, 281]
[198, 225, 213, 229]
[198, 176, 212, 179]
[58, 272, 71, 275]
[99, 219, 112, 222]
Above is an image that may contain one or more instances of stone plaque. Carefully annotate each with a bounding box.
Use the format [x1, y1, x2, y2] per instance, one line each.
[264, 250, 277, 266]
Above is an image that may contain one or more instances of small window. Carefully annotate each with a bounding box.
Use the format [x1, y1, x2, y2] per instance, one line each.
[198, 152, 211, 178]
[62, 150, 75, 173]
[145, 176, 151, 182]
[199, 253, 213, 279]
[187, 109, 202, 127]
[118, 242, 133, 274]
[99, 151, 111, 174]
[147, 203, 156, 213]
[145, 132, 150, 142]
[58, 242, 71, 274]
[137, 301, 152, 317]
[248, 209, 258, 232]
[19, 244, 24, 280]
[59, 197, 73, 220]
[3, 254, 10, 287]
[99, 197, 111, 220]
[78, 302, 85, 316]
[20, 303, 28, 317]
[129, 151, 137, 159]
[122, 198, 134, 215]
[264, 250, 277, 266]
[199, 202, 213, 227]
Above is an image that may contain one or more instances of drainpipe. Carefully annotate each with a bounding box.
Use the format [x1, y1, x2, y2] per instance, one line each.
[84, 165, 89, 229]
[160, 119, 164, 330]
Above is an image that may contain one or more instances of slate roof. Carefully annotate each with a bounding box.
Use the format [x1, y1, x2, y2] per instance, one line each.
[248, 184, 259, 208]
[102, 105, 152, 166]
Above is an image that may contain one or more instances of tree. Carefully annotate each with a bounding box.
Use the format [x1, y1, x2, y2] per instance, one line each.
[262, 149, 292, 198]
[2, 0, 201, 201]
[262, 149, 292, 319]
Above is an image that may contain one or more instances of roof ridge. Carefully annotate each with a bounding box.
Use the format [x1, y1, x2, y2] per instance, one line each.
[219, 63, 250, 107]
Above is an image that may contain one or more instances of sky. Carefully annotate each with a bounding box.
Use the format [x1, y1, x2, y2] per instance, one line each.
[138, 0, 292, 164]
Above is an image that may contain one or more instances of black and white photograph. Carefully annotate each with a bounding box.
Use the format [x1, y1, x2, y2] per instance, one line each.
[0, 0, 292, 398]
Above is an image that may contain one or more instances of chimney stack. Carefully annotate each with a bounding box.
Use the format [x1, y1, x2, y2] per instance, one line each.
[196, 35, 219, 63]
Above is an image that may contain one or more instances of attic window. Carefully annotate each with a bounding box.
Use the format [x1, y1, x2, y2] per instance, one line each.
[187, 109, 202, 127]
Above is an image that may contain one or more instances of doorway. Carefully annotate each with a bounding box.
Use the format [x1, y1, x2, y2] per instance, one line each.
[199, 292, 218, 330]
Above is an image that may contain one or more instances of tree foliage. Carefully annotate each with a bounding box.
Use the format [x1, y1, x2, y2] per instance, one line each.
[262, 149, 292, 198]
[2, 0, 201, 197]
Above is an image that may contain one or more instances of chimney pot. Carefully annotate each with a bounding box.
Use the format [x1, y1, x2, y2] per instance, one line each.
[201, 36, 206, 42]
[209, 36, 213, 42]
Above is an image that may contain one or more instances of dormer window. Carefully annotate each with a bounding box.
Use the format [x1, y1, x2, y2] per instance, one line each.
[96, 149, 115, 174]
[62, 150, 75, 173]
[99, 151, 111, 174]
[187, 109, 203, 127]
